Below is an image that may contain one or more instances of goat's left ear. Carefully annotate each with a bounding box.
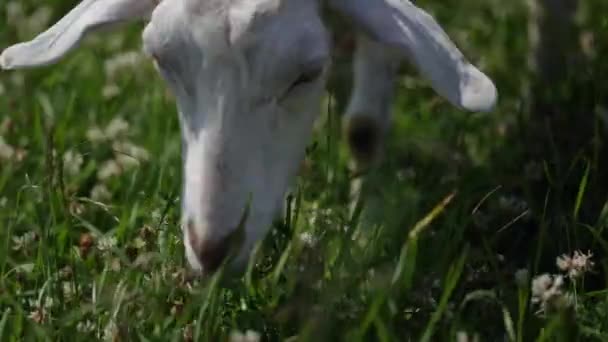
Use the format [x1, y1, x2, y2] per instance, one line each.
[329, 0, 497, 112]
[0, 0, 158, 70]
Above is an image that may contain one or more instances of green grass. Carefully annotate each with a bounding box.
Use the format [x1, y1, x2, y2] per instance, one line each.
[1, 0, 608, 340]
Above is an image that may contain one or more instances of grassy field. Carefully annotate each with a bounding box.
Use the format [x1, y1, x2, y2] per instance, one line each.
[1, 0, 607, 340]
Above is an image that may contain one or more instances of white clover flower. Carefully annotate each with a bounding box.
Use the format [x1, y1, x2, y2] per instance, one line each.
[0, 118, 12, 135]
[39, 296, 55, 310]
[27, 295, 54, 324]
[63, 149, 84, 176]
[104, 51, 144, 80]
[456, 331, 480, 342]
[115, 154, 141, 169]
[90, 184, 112, 202]
[76, 320, 95, 334]
[112, 141, 150, 162]
[229, 329, 261, 342]
[531, 274, 573, 315]
[102, 84, 121, 99]
[97, 235, 117, 253]
[58, 266, 73, 280]
[556, 250, 594, 279]
[28, 307, 46, 324]
[98, 160, 122, 180]
[298, 231, 317, 248]
[0, 136, 16, 160]
[86, 126, 106, 143]
[12, 231, 37, 251]
[105, 117, 130, 139]
[62, 281, 77, 301]
[102, 320, 119, 341]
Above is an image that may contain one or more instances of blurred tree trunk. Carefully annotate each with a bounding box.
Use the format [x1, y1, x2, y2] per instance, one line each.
[526, 0, 606, 226]
[528, 0, 579, 88]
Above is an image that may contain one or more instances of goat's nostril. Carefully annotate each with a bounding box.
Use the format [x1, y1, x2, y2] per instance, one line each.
[187, 222, 231, 273]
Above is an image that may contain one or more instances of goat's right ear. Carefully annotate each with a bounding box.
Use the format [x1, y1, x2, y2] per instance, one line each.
[0, 0, 158, 70]
[329, 0, 497, 113]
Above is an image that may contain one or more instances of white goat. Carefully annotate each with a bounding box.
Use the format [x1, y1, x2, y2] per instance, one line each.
[0, 0, 497, 275]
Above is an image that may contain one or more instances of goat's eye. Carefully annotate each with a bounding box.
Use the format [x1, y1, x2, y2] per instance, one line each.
[294, 68, 323, 86]
[285, 67, 324, 94]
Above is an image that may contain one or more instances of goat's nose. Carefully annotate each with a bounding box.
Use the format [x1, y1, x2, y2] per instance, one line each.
[187, 222, 231, 273]
[185, 204, 249, 274]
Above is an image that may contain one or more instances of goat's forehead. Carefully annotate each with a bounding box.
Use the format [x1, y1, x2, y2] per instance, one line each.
[180, 0, 281, 14]
[154, 0, 317, 34]
[146, 0, 323, 58]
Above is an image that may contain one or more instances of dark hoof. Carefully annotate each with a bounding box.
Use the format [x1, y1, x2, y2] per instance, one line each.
[345, 115, 381, 167]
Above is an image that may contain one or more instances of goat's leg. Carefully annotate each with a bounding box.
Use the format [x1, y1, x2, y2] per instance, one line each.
[344, 35, 401, 216]
[344, 34, 401, 171]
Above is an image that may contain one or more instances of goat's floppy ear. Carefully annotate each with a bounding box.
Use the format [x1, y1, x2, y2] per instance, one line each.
[0, 0, 158, 70]
[329, 0, 497, 112]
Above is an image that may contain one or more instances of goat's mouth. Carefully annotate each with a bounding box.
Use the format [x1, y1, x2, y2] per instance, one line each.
[185, 200, 250, 276]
